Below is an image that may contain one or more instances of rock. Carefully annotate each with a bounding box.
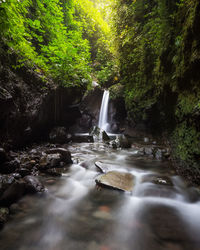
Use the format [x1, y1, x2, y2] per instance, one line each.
[118, 135, 131, 148]
[95, 161, 109, 173]
[144, 137, 149, 143]
[109, 140, 118, 149]
[0, 174, 16, 193]
[23, 175, 45, 193]
[0, 207, 9, 228]
[93, 210, 112, 220]
[49, 127, 72, 144]
[101, 131, 110, 141]
[96, 171, 134, 192]
[39, 153, 62, 169]
[90, 126, 100, 137]
[17, 168, 31, 177]
[0, 148, 8, 164]
[155, 148, 163, 160]
[40, 168, 62, 177]
[0, 181, 26, 207]
[0, 158, 20, 174]
[144, 146, 154, 156]
[142, 175, 173, 186]
[46, 148, 72, 164]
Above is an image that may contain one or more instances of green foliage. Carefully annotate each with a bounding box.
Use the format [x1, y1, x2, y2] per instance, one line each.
[74, 0, 116, 86]
[0, 0, 93, 88]
[173, 122, 200, 162]
[111, 0, 200, 169]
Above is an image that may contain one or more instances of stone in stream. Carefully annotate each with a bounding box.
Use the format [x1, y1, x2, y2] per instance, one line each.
[101, 130, 110, 141]
[23, 175, 45, 193]
[95, 161, 109, 173]
[96, 171, 134, 192]
[141, 175, 173, 186]
[46, 148, 72, 164]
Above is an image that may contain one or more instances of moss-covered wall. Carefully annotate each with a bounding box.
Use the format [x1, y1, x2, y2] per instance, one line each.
[112, 0, 200, 180]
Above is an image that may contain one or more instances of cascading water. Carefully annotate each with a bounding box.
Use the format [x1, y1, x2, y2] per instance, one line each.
[98, 90, 110, 131]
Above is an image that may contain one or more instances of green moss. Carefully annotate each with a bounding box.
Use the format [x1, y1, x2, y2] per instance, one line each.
[172, 122, 200, 164]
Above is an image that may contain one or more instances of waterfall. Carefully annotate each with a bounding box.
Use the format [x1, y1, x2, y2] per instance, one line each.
[98, 90, 110, 131]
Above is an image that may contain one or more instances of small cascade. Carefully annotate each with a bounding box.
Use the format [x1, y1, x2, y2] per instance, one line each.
[98, 90, 110, 132]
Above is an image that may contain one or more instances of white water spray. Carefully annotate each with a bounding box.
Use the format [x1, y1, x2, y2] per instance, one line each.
[98, 90, 110, 131]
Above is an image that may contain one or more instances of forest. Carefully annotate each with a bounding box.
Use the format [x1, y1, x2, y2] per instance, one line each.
[0, 0, 200, 249]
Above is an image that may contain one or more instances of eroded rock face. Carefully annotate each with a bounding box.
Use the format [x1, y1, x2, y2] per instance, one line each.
[96, 171, 134, 192]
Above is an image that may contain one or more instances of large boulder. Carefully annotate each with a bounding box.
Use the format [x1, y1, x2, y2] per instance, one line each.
[46, 148, 72, 164]
[0, 181, 26, 207]
[96, 171, 134, 192]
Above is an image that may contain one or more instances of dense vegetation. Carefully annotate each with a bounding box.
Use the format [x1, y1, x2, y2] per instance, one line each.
[111, 0, 200, 173]
[0, 0, 113, 89]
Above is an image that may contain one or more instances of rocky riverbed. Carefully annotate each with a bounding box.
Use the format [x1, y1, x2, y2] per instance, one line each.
[0, 136, 200, 250]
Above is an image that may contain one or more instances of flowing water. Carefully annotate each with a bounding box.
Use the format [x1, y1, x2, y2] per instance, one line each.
[0, 141, 200, 250]
[98, 90, 110, 132]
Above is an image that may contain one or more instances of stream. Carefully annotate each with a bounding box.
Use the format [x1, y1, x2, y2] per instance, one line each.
[0, 139, 200, 250]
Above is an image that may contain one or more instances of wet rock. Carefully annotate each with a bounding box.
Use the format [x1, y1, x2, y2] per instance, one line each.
[40, 168, 62, 177]
[0, 181, 26, 207]
[90, 126, 100, 137]
[101, 131, 110, 142]
[46, 148, 72, 164]
[0, 174, 16, 193]
[0, 148, 8, 164]
[144, 146, 154, 156]
[142, 175, 173, 186]
[96, 171, 134, 192]
[109, 140, 118, 149]
[95, 161, 109, 173]
[155, 148, 163, 159]
[39, 153, 62, 169]
[23, 175, 45, 193]
[93, 210, 112, 220]
[49, 127, 72, 144]
[0, 158, 20, 174]
[0, 207, 9, 228]
[186, 187, 200, 203]
[17, 168, 31, 177]
[144, 137, 150, 143]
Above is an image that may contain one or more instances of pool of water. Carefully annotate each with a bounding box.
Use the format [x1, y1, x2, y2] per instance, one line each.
[0, 142, 200, 250]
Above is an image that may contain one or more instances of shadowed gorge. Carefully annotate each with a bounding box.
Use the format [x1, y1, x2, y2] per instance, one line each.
[0, 0, 200, 250]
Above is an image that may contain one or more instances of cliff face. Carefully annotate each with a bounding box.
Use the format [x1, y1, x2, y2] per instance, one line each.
[112, 0, 200, 182]
[0, 49, 83, 149]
